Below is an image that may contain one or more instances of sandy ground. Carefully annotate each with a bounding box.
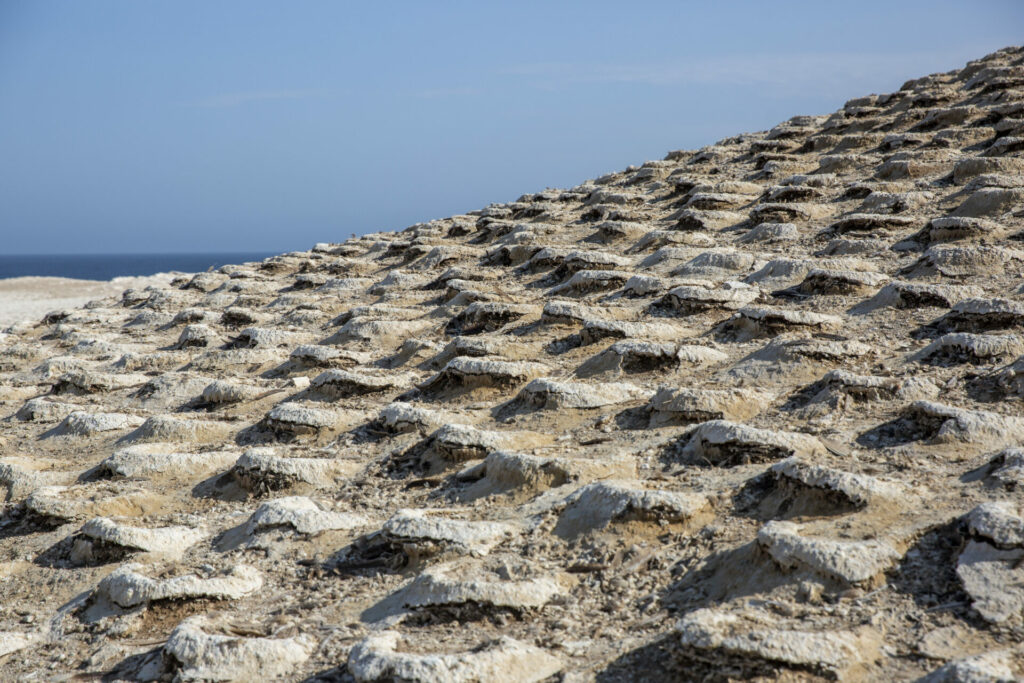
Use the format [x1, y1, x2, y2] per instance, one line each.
[0, 274, 179, 327]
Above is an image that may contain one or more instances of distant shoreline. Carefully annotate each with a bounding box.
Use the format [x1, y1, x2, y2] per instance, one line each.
[0, 252, 277, 281]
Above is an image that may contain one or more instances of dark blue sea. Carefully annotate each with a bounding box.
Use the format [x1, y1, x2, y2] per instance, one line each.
[0, 253, 278, 281]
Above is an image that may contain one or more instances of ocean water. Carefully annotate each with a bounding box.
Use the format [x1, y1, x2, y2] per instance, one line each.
[0, 253, 278, 281]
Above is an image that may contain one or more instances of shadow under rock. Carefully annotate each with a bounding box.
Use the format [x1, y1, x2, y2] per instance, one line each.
[33, 534, 128, 569]
[300, 666, 349, 683]
[887, 518, 983, 623]
[0, 507, 63, 541]
[595, 633, 682, 683]
[660, 541, 794, 616]
[613, 406, 650, 431]
[190, 470, 249, 502]
[731, 470, 860, 522]
[855, 411, 945, 449]
[544, 333, 582, 355]
[101, 646, 167, 682]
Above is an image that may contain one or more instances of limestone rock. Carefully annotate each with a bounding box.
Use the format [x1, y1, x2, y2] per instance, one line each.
[310, 368, 413, 398]
[715, 306, 844, 341]
[461, 450, 636, 500]
[676, 607, 880, 678]
[575, 341, 727, 377]
[768, 457, 906, 508]
[673, 420, 826, 466]
[380, 508, 521, 556]
[516, 378, 650, 409]
[395, 557, 566, 612]
[348, 631, 561, 683]
[648, 386, 772, 424]
[99, 444, 238, 479]
[419, 357, 550, 393]
[164, 616, 315, 682]
[93, 563, 262, 609]
[920, 650, 1021, 683]
[51, 411, 144, 437]
[757, 520, 902, 585]
[232, 448, 360, 491]
[79, 517, 207, 556]
[555, 481, 711, 537]
[245, 496, 368, 536]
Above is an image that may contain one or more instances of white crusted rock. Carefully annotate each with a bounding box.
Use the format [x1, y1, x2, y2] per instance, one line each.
[426, 424, 547, 464]
[578, 319, 693, 346]
[376, 402, 459, 434]
[516, 378, 650, 409]
[396, 557, 565, 611]
[575, 341, 726, 378]
[716, 306, 844, 341]
[201, 380, 262, 404]
[648, 387, 772, 425]
[124, 415, 234, 444]
[957, 540, 1024, 625]
[0, 631, 37, 660]
[655, 284, 760, 314]
[757, 520, 902, 585]
[99, 444, 238, 479]
[462, 451, 636, 500]
[79, 517, 207, 557]
[853, 281, 985, 313]
[25, 483, 164, 522]
[915, 333, 1024, 365]
[15, 398, 78, 423]
[94, 563, 262, 609]
[0, 458, 53, 503]
[548, 269, 633, 296]
[444, 302, 538, 336]
[895, 401, 1024, 449]
[920, 650, 1021, 683]
[738, 222, 799, 243]
[555, 481, 711, 537]
[51, 411, 144, 437]
[381, 509, 521, 556]
[164, 615, 315, 682]
[983, 449, 1024, 488]
[768, 457, 906, 508]
[348, 630, 561, 683]
[419, 357, 550, 393]
[174, 324, 220, 349]
[263, 402, 344, 436]
[675, 420, 826, 466]
[677, 607, 880, 678]
[792, 369, 937, 407]
[900, 246, 1024, 279]
[933, 298, 1024, 333]
[311, 369, 414, 398]
[232, 448, 360, 491]
[793, 268, 888, 296]
[246, 496, 369, 537]
[967, 502, 1024, 548]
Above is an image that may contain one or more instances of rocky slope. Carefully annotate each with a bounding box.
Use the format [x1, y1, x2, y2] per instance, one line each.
[1, 46, 1024, 681]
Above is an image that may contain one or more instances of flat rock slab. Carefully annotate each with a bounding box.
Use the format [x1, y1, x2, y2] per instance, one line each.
[164, 616, 315, 682]
[677, 606, 881, 678]
[348, 631, 561, 683]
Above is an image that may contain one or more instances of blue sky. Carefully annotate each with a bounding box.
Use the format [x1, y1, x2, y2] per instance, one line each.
[1, 1, 1021, 255]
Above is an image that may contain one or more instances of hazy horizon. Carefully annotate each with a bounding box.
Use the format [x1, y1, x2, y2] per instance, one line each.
[2, 1, 1021, 255]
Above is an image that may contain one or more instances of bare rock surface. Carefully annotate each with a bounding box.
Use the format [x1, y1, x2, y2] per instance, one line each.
[1, 47, 1024, 680]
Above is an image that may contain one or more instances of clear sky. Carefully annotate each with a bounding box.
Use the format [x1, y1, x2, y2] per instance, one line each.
[1, 1, 1021, 255]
